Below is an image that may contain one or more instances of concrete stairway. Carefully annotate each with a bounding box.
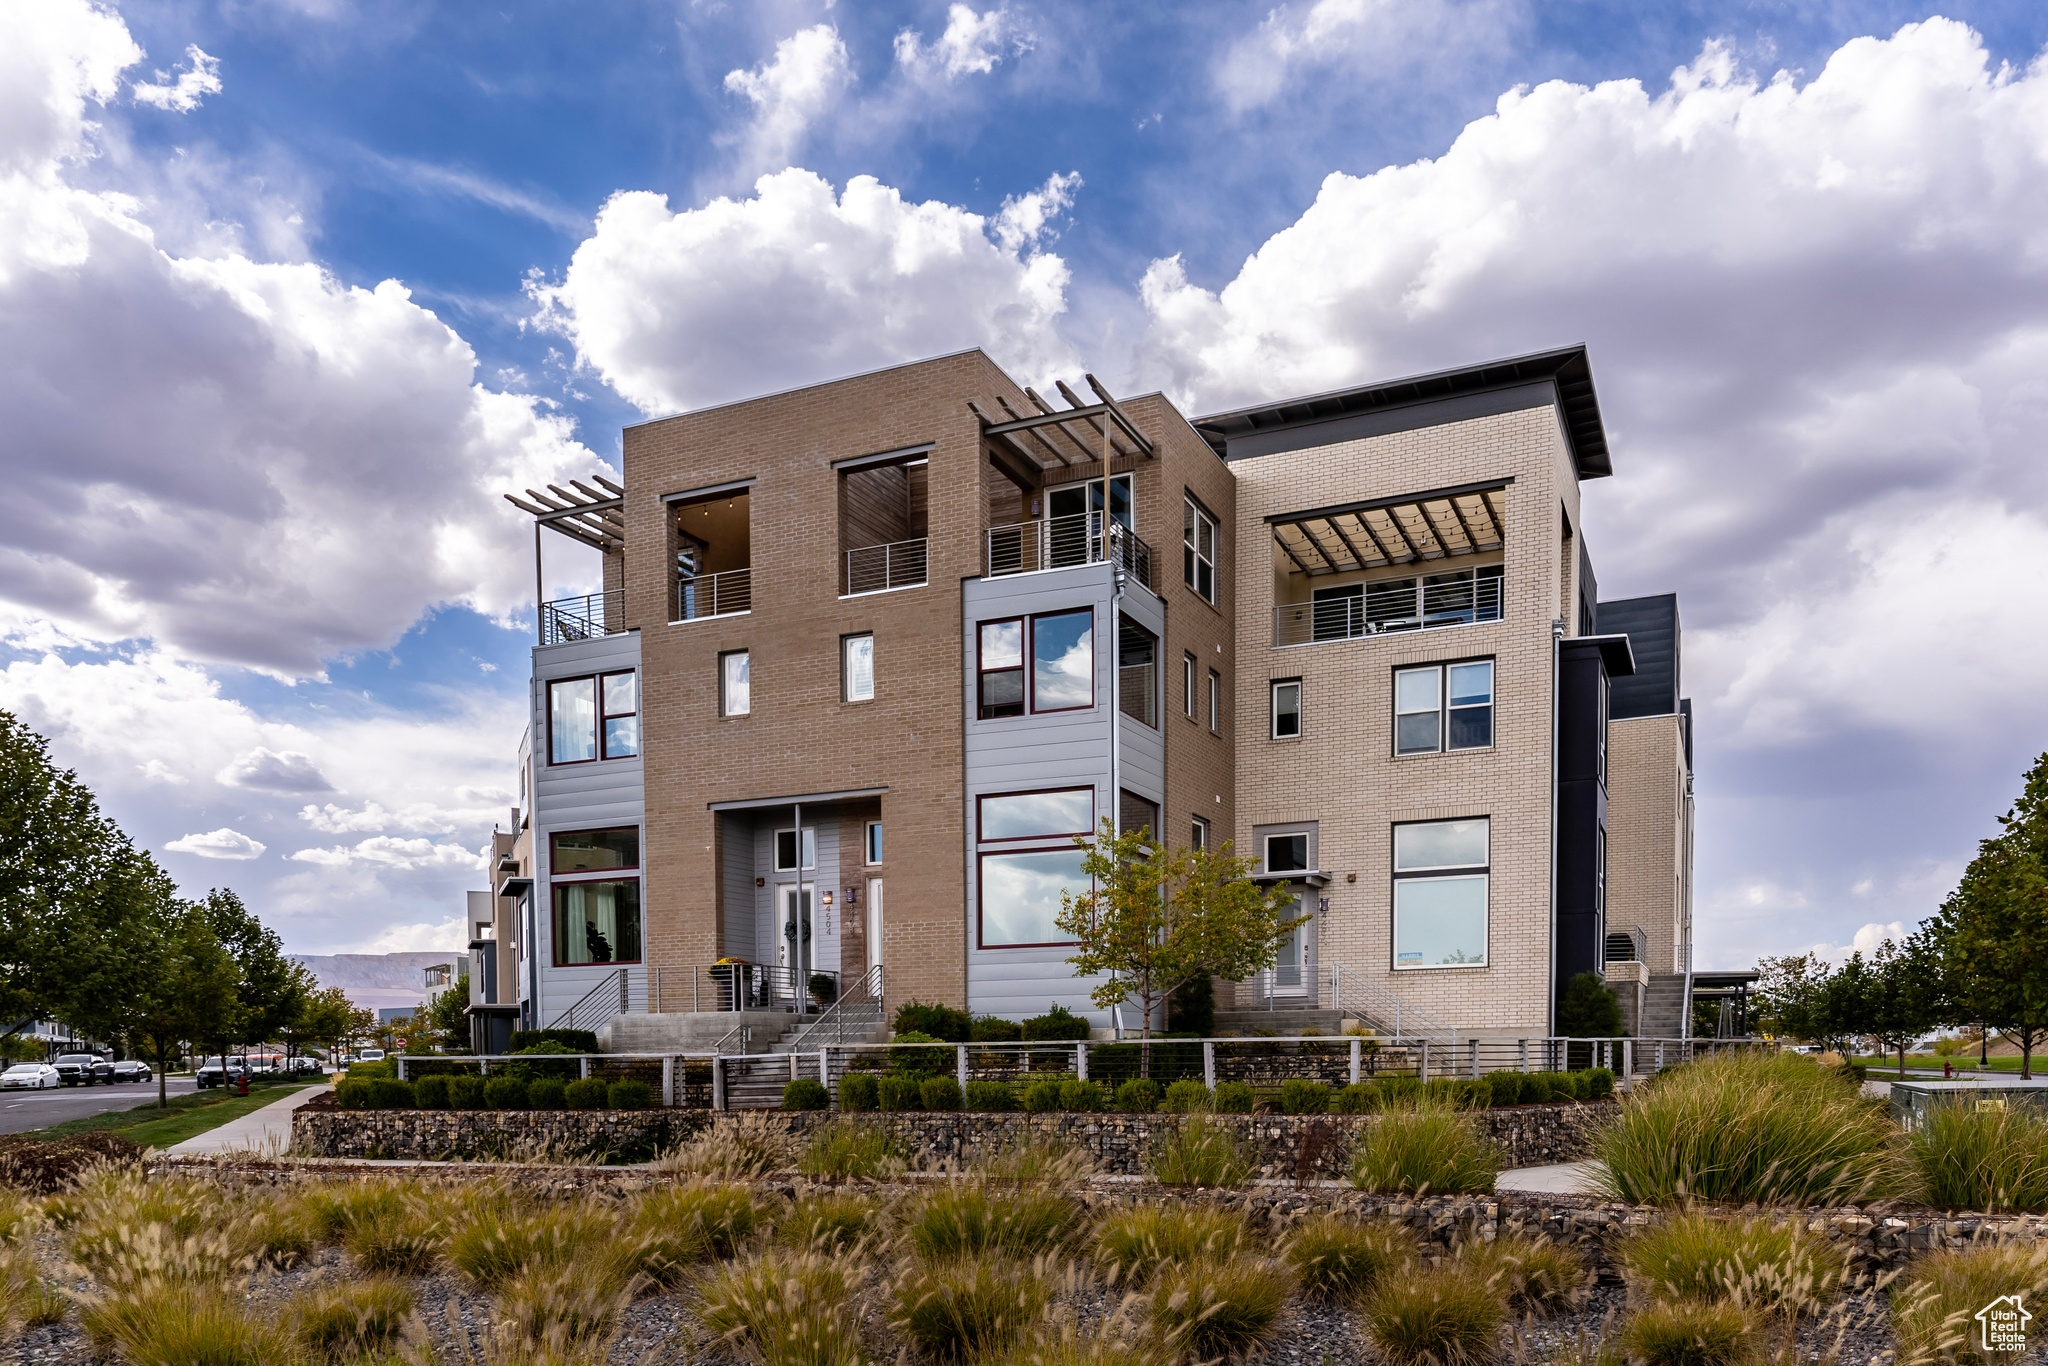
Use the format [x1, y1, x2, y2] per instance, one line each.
[1213, 1007, 1346, 1035]
[1640, 975, 1690, 1039]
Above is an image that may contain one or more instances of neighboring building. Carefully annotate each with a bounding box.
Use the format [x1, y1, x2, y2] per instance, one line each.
[486, 344, 1695, 1045]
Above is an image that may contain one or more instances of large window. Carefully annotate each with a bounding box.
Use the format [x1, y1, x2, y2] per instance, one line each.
[1271, 679, 1301, 739]
[976, 787, 1095, 948]
[551, 828, 642, 965]
[721, 650, 750, 717]
[1184, 496, 1216, 603]
[843, 633, 874, 703]
[1118, 616, 1157, 727]
[1392, 818, 1488, 970]
[1394, 660, 1495, 755]
[977, 611, 1095, 718]
[548, 671, 638, 765]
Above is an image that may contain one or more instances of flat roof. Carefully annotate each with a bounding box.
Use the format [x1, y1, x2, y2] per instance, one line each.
[1191, 344, 1612, 479]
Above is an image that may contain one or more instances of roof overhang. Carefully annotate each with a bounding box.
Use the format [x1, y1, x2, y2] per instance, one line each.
[504, 476, 625, 551]
[1192, 345, 1612, 480]
[496, 874, 533, 897]
[1562, 633, 1637, 677]
[709, 786, 889, 812]
[968, 374, 1155, 477]
[1250, 869, 1328, 887]
[1267, 478, 1510, 577]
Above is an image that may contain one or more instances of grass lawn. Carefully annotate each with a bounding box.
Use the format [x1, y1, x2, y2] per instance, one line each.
[16, 1082, 315, 1147]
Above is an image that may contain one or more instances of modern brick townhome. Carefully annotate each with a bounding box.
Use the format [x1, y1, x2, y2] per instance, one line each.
[466, 345, 1694, 1055]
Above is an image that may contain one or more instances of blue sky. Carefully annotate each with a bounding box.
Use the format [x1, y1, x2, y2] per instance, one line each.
[5, 0, 2048, 966]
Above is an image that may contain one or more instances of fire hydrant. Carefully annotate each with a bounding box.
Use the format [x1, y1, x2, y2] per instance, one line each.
[236, 1072, 249, 1097]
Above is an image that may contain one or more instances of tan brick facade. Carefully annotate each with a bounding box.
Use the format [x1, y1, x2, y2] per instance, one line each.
[1606, 714, 1693, 976]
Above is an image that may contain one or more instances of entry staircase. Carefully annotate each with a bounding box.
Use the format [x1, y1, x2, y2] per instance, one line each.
[716, 966, 887, 1109]
[1640, 974, 1691, 1041]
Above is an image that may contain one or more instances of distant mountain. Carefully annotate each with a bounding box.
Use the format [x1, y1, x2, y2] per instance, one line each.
[291, 951, 465, 1011]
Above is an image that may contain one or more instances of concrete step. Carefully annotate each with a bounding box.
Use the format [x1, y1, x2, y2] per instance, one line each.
[1213, 1008, 1345, 1035]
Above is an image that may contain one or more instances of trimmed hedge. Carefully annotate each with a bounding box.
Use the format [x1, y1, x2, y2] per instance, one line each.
[892, 1001, 971, 1042]
[607, 1080, 656, 1110]
[1214, 1081, 1256, 1113]
[508, 1029, 598, 1053]
[564, 1078, 608, 1109]
[783, 1078, 830, 1111]
[919, 1077, 964, 1112]
[1115, 1079, 1159, 1113]
[367, 1078, 414, 1109]
[877, 1075, 923, 1111]
[1022, 1078, 1063, 1113]
[1161, 1079, 1212, 1113]
[970, 1016, 1023, 1043]
[528, 1078, 567, 1110]
[965, 1079, 1014, 1111]
[412, 1075, 450, 1109]
[1059, 1079, 1107, 1112]
[449, 1075, 486, 1109]
[1021, 1005, 1092, 1041]
[840, 1074, 880, 1112]
[483, 1077, 529, 1110]
[1280, 1079, 1333, 1115]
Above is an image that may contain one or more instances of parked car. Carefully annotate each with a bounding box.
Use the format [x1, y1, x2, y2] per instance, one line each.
[194, 1056, 249, 1089]
[357, 1048, 387, 1063]
[286, 1056, 325, 1075]
[110, 1060, 153, 1083]
[52, 1053, 113, 1086]
[0, 1063, 60, 1090]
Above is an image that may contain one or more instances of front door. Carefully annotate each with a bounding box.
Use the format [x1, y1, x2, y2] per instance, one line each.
[865, 878, 884, 977]
[778, 883, 813, 1010]
[1272, 892, 1313, 999]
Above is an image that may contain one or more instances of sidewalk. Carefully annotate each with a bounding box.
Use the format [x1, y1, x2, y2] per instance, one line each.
[163, 1084, 330, 1157]
[1494, 1160, 1597, 1194]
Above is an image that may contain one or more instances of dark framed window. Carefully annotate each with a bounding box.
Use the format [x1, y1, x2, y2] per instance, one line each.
[548, 672, 639, 765]
[1184, 495, 1216, 603]
[1031, 608, 1093, 712]
[550, 827, 642, 966]
[978, 848, 1089, 948]
[977, 788, 1095, 842]
[977, 618, 1024, 719]
[1395, 659, 1495, 755]
[1271, 678, 1302, 739]
[865, 821, 883, 865]
[1118, 616, 1157, 727]
[1392, 817, 1489, 970]
[1182, 652, 1196, 719]
[1208, 669, 1221, 733]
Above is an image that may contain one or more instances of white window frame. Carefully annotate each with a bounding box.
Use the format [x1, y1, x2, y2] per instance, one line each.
[1182, 653, 1196, 719]
[1271, 678, 1302, 739]
[1184, 496, 1217, 604]
[773, 827, 817, 872]
[1394, 659, 1495, 755]
[1191, 816, 1210, 851]
[842, 632, 875, 703]
[1208, 669, 1221, 733]
[864, 821, 883, 866]
[1391, 817, 1490, 971]
[720, 650, 751, 717]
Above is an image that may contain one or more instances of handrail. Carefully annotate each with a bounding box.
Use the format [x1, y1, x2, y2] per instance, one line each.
[547, 968, 627, 1032]
[1274, 571, 1503, 647]
[785, 965, 885, 1053]
[673, 566, 752, 622]
[985, 513, 1152, 589]
[1330, 965, 1459, 1045]
[711, 1020, 754, 1055]
[541, 590, 626, 644]
[844, 539, 928, 595]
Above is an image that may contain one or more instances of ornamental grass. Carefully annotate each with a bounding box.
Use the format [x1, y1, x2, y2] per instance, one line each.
[1360, 1264, 1506, 1366]
[1617, 1298, 1758, 1366]
[1284, 1214, 1414, 1304]
[798, 1121, 906, 1180]
[903, 1183, 1084, 1259]
[1148, 1113, 1256, 1187]
[1616, 1211, 1845, 1316]
[653, 1110, 800, 1177]
[290, 1274, 415, 1358]
[890, 1254, 1054, 1361]
[1455, 1232, 1588, 1315]
[1906, 1101, 2048, 1213]
[1591, 1049, 1903, 1206]
[1149, 1256, 1294, 1361]
[1094, 1204, 1249, 1284]
[776, 1192, 880, 1252]
[1349, 1096, 1500, 1195]
[1891, 1243, 2048, 1365]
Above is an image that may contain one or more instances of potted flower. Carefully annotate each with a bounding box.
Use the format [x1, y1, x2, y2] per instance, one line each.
[808, 973, 837, 1006]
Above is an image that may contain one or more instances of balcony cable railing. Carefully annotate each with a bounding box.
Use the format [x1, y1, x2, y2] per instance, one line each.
[540, 590, 626, 645]
[985, 512, 1152, 589]
[844, 538, 928, 596]
[1274, 568, 1503, 647]
[673, 567, 752, 622]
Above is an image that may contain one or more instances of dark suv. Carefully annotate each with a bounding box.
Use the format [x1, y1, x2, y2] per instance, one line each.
[52, 1053, 113, 1086]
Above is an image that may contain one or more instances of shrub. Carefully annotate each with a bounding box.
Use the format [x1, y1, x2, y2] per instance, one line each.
[1213, 1081, 1256, 1114]
[1583, 1067, 1616, 1100]
[1022, 1005, 1092, 1041]
[972, 1016, 1024, 1043]
[906, 1185, 1084, 1259]
[1892, 1244, 2048, 1364]
[1619, 1299, 1756, 1366]
[799, 1123, 903, 1180]
[1381, 1075, 1423, 1104]
[1557, 970, 1624, 1038]
[367, 1078, 414, 1110]
[782, 1078, 830, 1111]
[1168, 972, 1215, 1037]
[922, 1076, 965, 1111]
[528, 1077, 567, 1110]
[1617, 1212, 1844, 1315]
[483, 1076, 529, 1110]
[1334, 1081, 1379, 1113]
[334, 1078, 372, 1110]
[1151, 1258, 1293, 1361]
[1280, 1079, 1332, 1115]
[699, 1250, 853, 1364]
[1592, 1050, 1903, 1207]
[966, 1080, 1014, 1111]
[1361, 1264, 1507, 1366]
[1096, 1205, 1248, 1284]
[1908, 1100, 2048, 1212]
[1161, 1080, 1212, 1113]
[895, 1001, 973, 1041]
[1116, 1079, 1160, 1113]
[878, 1075, 924, 1111]
[778, 1192, 879, 1251]
[1458, 1233, 1587, 1315]
[411, 1074, 451, 1109]
[1485, 1072, 1524, 1106]
[449, 1074, 488, 1109]
[1058, 1079, 1106, 1112]
[890, 1030, 954, 1076]
[1022, 1078, 1063, 1113]
[839, 1073, 880, 1112]
[637, 1184, 755, 1258]
[1151, 1114, 1256, 1187]
[1426, 1077, 1486, 1109]
[508, 1028, 598, 1053]
[892, 1256, 1051, 1361]
[608, 1079, 656, 1110]
[1286, 1215, 1413, 1303]
[1350, 1098, 1500, 1195]
[563, 1078, 607, 1109]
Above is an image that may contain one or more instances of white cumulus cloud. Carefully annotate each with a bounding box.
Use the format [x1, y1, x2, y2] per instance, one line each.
[165, 827, 266, 860]
[131, 44, 221, 113]
[894, 5, 1032, 81]
[218, 746, 333, 793]
[1216, 0, 1515, 114]
[722, 24, 853, 179]
[290, 835, 483, 872]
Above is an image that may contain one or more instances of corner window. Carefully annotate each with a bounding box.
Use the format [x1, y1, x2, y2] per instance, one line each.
[1271, 679, 1302, 739]
[843, 633, 874, 703]
[550, 828, 641, 966]
[1031, 609, 1093, 712]
[975, 787, 1095, 948]
[1184, 496, 1216, 603]
[548, 672, 638, 764]
[1394, 660, 1493, 754]
[774, 828, 816, 871]
[1392, 818, 1489, 970]
[1182, 653, 1196, 719]
[978, 788, 1094, 842]
[1208, 669, 1221, 733]
[720, 650, 751, 717]
[865, 821, 883, 865]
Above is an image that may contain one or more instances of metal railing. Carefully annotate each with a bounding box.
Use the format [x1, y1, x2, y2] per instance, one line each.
[1331, 964, 1460, 1045]
[1606, 926, 1647, 963]
[844, 539, 928, 595]
[547, 968, 628, 1032]
[673, 567, 752, 622]
[541, 590, 626, 644]
[1274, 571, 1503, 647]
[647, 964, 836, 1014]
[985, 513, 1153, 589]
[785, 965, 886, 1053]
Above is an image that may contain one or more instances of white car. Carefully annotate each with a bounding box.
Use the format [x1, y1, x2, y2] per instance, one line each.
[357, 1049, 386, 1063]
[0, 1063, 61, 1090]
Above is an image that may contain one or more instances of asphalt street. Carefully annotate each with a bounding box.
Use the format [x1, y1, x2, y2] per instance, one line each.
[0, 1075, 200, 1135]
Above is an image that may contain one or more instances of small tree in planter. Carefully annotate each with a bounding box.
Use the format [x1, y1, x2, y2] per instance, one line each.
[1056, 821, 1306, 1077]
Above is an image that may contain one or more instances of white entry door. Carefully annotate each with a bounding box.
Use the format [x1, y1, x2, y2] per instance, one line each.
[777, 883, 813, 1005]
[865, 878, 884, 976]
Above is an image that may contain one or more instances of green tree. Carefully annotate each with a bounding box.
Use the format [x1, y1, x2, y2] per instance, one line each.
[1933, 753, 2048, 1079]
[426, 982, 470, 1051]
[289, 984, 357, 1066]
[1754, 952, 1833, 1042]
[120, 905, 242, 1108]
[1056, 821, 1306, 1075]
[1556, 971, 1623, 1048]
[198, 889, 305, 1052]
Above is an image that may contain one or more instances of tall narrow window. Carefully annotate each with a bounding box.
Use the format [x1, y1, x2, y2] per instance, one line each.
[1191, 817, 1210, 851]
[1182, 653, 1196, 718]
[1392, 818, 1489, 969]
[1271, 679, 1302, 739]
[1184, 496, 1216, 603]
[977, 619, 1024, 719]
[1395, 660, 1494, 754]
[1208, 669, 1221, 733]
[1031, 609, 1093, 712]
[843, 633, 875, 703]
[548, 677, 596, 764]
[865, 821, 883, 865]
[600, 671, 638, 757]
[720, 650, 751, 717]
[1118, 616, 1157, 727]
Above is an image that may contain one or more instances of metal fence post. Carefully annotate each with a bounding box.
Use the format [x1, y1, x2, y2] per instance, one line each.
[1349, 1039, 1360, 1086]
[712, 1056, 725, 1111]
[1204, 1040, 1217, 1090]
[1419, 1041, 1430, 1080]
[1622, 1039, 1633, 1083]
[956, 1044, 968, 1092]
[578, 1056, 588, 1080]
[662, 1056, 674, 1108]
[1519, 1039, 1529, 1072]
[1076, 1042, 1089, 1081]
[397, 1058, 407, 1082]
[481, 1057, 490, 1077]
[1469, 1039, 1478, 1079]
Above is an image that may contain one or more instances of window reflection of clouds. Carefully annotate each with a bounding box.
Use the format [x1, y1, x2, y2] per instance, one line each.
[981, 789, 1093, 839]
[981, 848, 1088, 946]
[981, 620, 1022, 667]
[1394, 819, 1488, 871]
[1033, 611, 1092, 710]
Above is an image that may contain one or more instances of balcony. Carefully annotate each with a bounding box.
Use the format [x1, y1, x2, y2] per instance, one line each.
[674, 567, 752, 622]
[1274, 567, 1502, 647]
[541, 590, 626, 645]
[985, 512, 1152, 589]
[844, 537, 928, 596]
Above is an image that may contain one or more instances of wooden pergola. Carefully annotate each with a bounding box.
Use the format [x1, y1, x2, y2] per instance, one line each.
[968, 373, 1154, 479]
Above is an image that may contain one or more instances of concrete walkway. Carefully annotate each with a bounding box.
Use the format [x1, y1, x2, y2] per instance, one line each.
[163, 1084, 329, 1157]
[1494, 1160, 1598, 1194]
